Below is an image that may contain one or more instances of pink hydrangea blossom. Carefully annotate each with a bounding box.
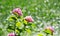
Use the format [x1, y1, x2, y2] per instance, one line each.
[8, 33, 16, 36]
[24, 16, 34, 22]
[45, 26, 54, 32]
[12, 8, 22, 16]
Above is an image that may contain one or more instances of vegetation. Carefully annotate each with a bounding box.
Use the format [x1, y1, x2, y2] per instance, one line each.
[0, 0, 60, 36]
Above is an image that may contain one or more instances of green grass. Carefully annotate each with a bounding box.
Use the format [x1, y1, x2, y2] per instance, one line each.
[0, 0, 60, 36]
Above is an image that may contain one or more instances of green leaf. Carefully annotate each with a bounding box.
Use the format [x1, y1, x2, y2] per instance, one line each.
[16, 22, 22, 28]
[8, 16, 17, 22]
[44, 29, 52, 35]
[37, 33, 43, 36]
[23, 20, 27, 24]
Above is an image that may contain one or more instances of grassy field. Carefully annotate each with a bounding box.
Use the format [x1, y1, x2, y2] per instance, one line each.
[0, 0, 60, 36]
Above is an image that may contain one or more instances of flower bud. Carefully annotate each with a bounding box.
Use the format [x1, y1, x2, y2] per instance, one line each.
[12, 8, 22, 16]
[45, 26, 54, 32]
[8, 33, 16, 36]
[24, 16, 34, 22]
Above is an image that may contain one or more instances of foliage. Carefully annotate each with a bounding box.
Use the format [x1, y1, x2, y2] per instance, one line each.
[0, 0, 60, 36]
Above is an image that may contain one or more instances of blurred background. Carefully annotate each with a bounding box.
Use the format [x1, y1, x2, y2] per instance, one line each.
[0, 0, 60, 36]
